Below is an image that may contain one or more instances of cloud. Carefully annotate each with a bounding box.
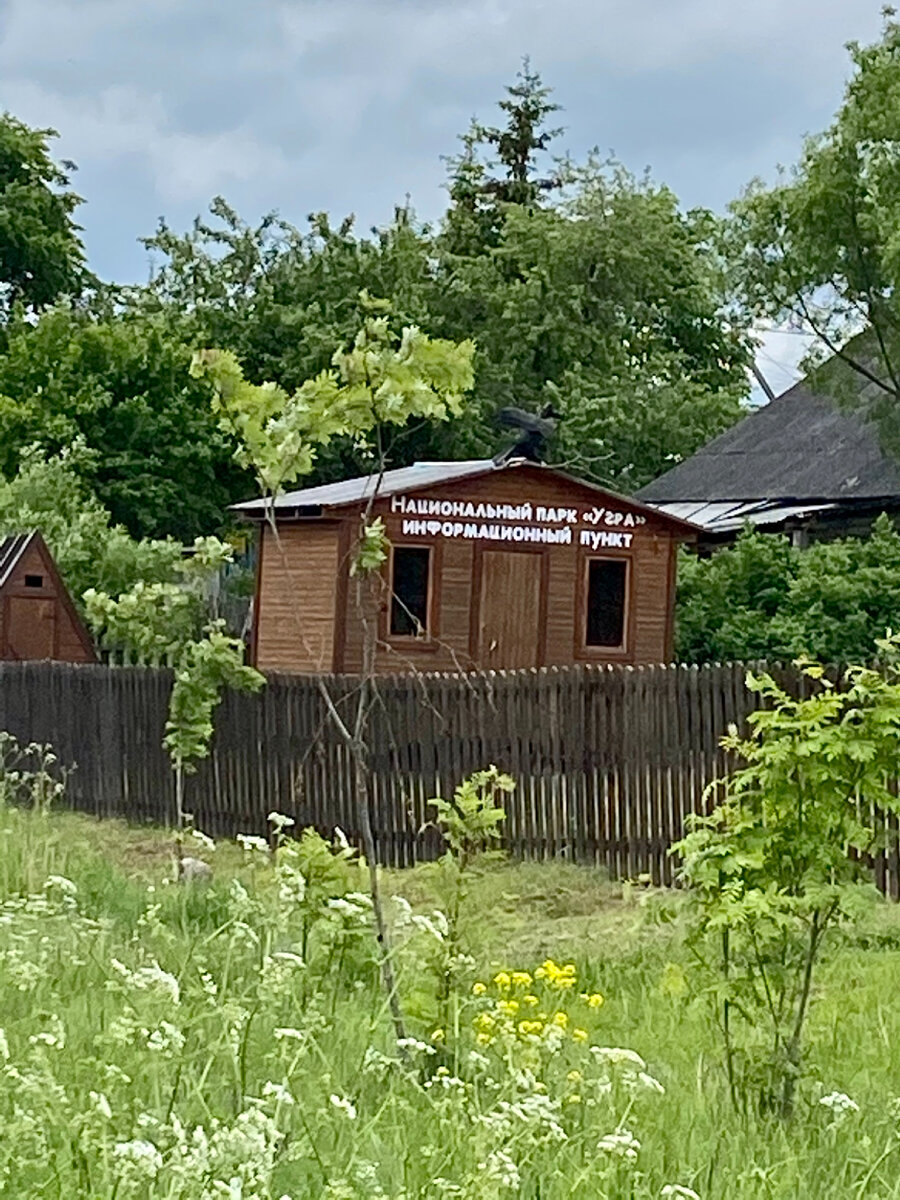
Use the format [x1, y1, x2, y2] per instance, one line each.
[0, 0, 886, 282]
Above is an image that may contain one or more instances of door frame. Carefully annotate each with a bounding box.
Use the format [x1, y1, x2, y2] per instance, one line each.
[469, 544, 550, 668]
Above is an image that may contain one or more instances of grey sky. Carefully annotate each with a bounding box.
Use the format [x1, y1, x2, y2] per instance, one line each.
[0, 0, 886, 388]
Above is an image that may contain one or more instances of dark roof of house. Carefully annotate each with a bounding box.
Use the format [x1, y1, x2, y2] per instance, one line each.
[637, 379, 900, 505]
[0, 532, 35, 590]
[231, 457, 704, 535]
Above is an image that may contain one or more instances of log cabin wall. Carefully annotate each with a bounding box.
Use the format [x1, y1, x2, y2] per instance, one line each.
[252, 464, 689, 675]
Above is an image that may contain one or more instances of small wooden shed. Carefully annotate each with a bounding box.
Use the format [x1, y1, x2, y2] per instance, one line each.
[0, 532, 96, 663]
[234, 460, 699, 675]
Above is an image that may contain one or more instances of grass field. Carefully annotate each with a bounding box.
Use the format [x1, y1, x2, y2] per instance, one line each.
[3, 803, 900, 1198]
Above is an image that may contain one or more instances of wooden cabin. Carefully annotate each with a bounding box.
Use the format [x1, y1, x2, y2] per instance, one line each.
[234, 460, 699, 675]
[0, 532, 96, 663]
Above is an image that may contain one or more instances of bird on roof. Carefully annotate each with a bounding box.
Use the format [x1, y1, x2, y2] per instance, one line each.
[493, 403, 560, 465]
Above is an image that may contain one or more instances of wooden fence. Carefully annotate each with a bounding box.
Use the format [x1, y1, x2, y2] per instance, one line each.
[1, 659, 898, 895]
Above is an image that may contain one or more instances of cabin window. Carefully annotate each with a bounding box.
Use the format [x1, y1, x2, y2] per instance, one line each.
[24, 575, 44, 589]
[584, 558, 628, 649]
[390, 546, 431, 637]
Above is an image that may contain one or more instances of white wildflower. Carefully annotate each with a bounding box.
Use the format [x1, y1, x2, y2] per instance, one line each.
[112, 1139, 163, 1180]
[598, 1129, 641, 1161]
[44, 874, 77, 895]
[267, 811, 295, 833]
[110, 958, 180, 1005]
[273, 1027, 305, 1043]
[90, 1090, 113, 1120]
[329, 1094, 357, 1120]
[590, 1046, 646, 1069]
[637, 1070, 666, 1095]
[144, 1020, 185, 1055]
[411, 911, 448, 942]
[661, 1187, 701, 1199]
[0, 1029, 9, 1061]
[819, 1091, 859, 1123]
[190, 829, 216, 852]
[261, 1080, 295, 1106]
[477, 1149, 521, 1190]
[397, 1037, 437, 1056]
[327, 897, 369, 920]
[237, 834, 270, 855]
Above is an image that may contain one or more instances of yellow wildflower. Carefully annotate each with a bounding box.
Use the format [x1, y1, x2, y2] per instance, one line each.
[572, 1028, 588, 1043]
[472, 982, 487, 996]
[474, 1013, 495, 1034]
[431, 1028, 445, 1043]
[498, 1000, 519, 1017]
[476, 1032, 492, 1045]
[552, 1011, 569, 1028]
[585, 992, 604, 1009]
[493, 971, 511, 991]
[517, 1020, 543, 1037]
[511, 971, 533, 988]
[567, 1070, 583, 1083]
[565, 1094, 582, 1105]
[523, 994, 539, 1007]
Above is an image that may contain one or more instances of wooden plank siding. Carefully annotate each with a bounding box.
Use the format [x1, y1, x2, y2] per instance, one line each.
[255, 523, 342, 673]
[3, 659, 900, 898]
[256, 465, 688, 675]
[0, 534, 95, 664]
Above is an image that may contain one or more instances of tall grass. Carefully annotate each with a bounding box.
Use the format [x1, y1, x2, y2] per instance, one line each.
[1, 804, 900, 1197]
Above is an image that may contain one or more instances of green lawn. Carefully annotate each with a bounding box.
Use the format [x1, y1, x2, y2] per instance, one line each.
[2, 804, 900, 1197]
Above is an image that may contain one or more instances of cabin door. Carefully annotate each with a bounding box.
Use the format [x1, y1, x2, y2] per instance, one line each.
[477, 550, 543, 669]
[6, 597, 56, 660]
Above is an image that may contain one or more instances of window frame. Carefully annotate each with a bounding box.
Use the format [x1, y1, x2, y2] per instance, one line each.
[384, 541, 440, 648]
[578, 553, 632, 658]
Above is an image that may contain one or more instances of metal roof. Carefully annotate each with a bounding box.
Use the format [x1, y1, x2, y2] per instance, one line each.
[637, 377, 900, 505]
[0, 532, 35, 590]
[648, 500, 839, 534]
[230, 458, 705, 535]
[232, 460, 497, 514]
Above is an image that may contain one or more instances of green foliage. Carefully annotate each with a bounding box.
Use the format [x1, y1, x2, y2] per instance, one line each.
[84, 535, 233, 662]
[0, 113, 86, 317]
[727, 12, 900, 433]
[429, 767, 513, 863]
[137, 77, 749, 499]
[0, 304, 250, 540]
[0, 732, 66, 813]
[0, 443, 196, 606]
[676, 516, 900, 663]
[425, 769, 514, 1039]
[676, 639, 900, 1112]
[163, 624, 264, 775]
[194, 302, 475, 501]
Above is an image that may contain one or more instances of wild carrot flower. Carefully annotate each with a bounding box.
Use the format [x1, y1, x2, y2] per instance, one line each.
[597, 1129, 641, 1161]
